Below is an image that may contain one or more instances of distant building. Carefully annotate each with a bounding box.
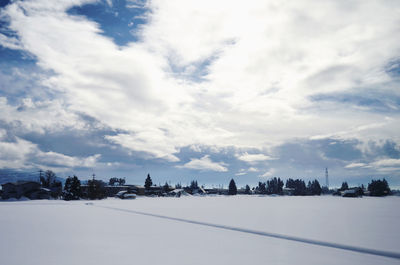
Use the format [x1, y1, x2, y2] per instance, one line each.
[341, 187, 363, 197]
[283, 187, 295, 196]
[1, 181, 51, 200]
[204, 188, 228, 195]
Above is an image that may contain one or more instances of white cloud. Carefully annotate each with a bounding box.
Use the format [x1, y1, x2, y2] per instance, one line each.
[105, 132, 180, 162]
[345, 162, 367, 169]
[344, 159, 400, 174]
[235, 166, 259, 176]
[0, 97, 86, 134]
[259, 169, 276, 178]
[236, 152, 275, 164]
[371, 159, 400, 168]
[0, 137, 37, 169]
[0, 137, 101, 171]
[248, 167, 259, 172]
[176, 155, 228, 172]
[36, 152, 101, 168]
[1, 0, 400, 163]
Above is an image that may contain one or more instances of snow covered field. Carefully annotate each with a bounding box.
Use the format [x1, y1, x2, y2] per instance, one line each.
[0, 196, 399, 265]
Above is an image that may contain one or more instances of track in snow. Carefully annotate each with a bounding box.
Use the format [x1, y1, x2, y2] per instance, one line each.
[92, 204, 400, 261]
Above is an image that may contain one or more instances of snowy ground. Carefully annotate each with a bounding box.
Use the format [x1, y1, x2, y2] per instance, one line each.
[0, 195, 399, 265]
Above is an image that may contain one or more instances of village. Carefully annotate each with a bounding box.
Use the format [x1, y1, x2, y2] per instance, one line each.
[0, 170, 393, 201]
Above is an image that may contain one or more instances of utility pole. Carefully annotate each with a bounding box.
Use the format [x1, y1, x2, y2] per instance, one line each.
[39, 169, 43, 184]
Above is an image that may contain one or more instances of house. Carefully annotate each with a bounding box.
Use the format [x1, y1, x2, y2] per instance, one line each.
[204, 188, 228, 195]
[145, 186, 164, 196]
[104, 185, 135, 197]
[115, 190, 136, 199]
[283, 187, 295, 196]
[1, 181, 50, 200]
[167, 189, 191, 197]
[341, 188, 363, 197]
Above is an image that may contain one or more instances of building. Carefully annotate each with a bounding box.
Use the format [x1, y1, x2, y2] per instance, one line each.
[205, 188, 228, 195]
[1, 181, 51, 200]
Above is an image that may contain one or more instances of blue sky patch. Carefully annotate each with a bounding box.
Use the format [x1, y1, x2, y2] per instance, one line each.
[310, 92, 400, 113]
[67, 0, 148, 46]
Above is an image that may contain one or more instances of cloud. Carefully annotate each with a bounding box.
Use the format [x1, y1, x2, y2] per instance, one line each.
[0, 0, 400, 183]
[0, 137, 101, 171]
[0, 96, 87, 134]
[248, 167, 259, 172]
[345, 162, 367, 169]
[235, 166, 259, 176]
[371, 159, 400, 168]
[259, 169, 275, 178]
[176, 155, 228, 172]
[236, 152, 275, 164]
[344, 158, 400, 174]
[0, 137, 36, 169]
[36, 152, 100, 168]
[105, 132, 180, 162]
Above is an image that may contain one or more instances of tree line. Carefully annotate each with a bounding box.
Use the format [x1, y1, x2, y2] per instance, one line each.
[63, 174, 393, 199]
[15, 170, 393, 200]
[227, 177, 322, 196]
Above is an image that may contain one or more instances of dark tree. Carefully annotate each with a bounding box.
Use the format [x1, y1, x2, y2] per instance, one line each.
[145, 174, 153, 189]
[109, 177, 126, 186]
[286, 178, 307, 195]
[40, 170, 57, 188]
[307, 179, 322, 195]
[163, 182, 170, 192]
[175, 183, 182, 189]
[340, 182, 349, 191]
[87, 178, 106, 200]
[190, 180, 199, 190]
[109, 177, 118, 186]
[368, 179, 390, 196]
[64, 175, 81, 200]
[228, 179, 237, 195]
[244, 184, 251, 194]
[40, 170, 62, 198]
[266, 177, 284, 194]
[257, 182, 267, 194]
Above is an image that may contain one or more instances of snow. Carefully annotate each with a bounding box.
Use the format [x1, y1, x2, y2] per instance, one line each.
[0, 196, 399, 265]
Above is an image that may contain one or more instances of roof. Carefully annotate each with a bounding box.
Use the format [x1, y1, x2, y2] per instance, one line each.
[2, 181, 40, 187]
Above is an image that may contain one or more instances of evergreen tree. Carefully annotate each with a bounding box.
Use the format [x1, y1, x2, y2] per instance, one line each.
[244, 184, 251, 194]
[228, 179, 237, 195]
[368, 178, 390, 196]
[163, 182, 170, 192]
[145, 174, 153, 189]
[340, 181, 349, 191]
[64, 175, 81, 200]
[307, 179, 322, 195]
[190, 180, 199, 190]
[257, 182, 267, 194]
[286, 178, 307, 195]
[266, 177, 284, 194]
[87, 178, 106, 200]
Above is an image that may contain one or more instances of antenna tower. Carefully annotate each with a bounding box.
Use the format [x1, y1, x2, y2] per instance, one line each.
[325, 168, 329, 188]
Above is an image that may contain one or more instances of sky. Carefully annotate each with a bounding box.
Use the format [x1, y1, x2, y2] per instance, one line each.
[0, 0, 399, 188]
